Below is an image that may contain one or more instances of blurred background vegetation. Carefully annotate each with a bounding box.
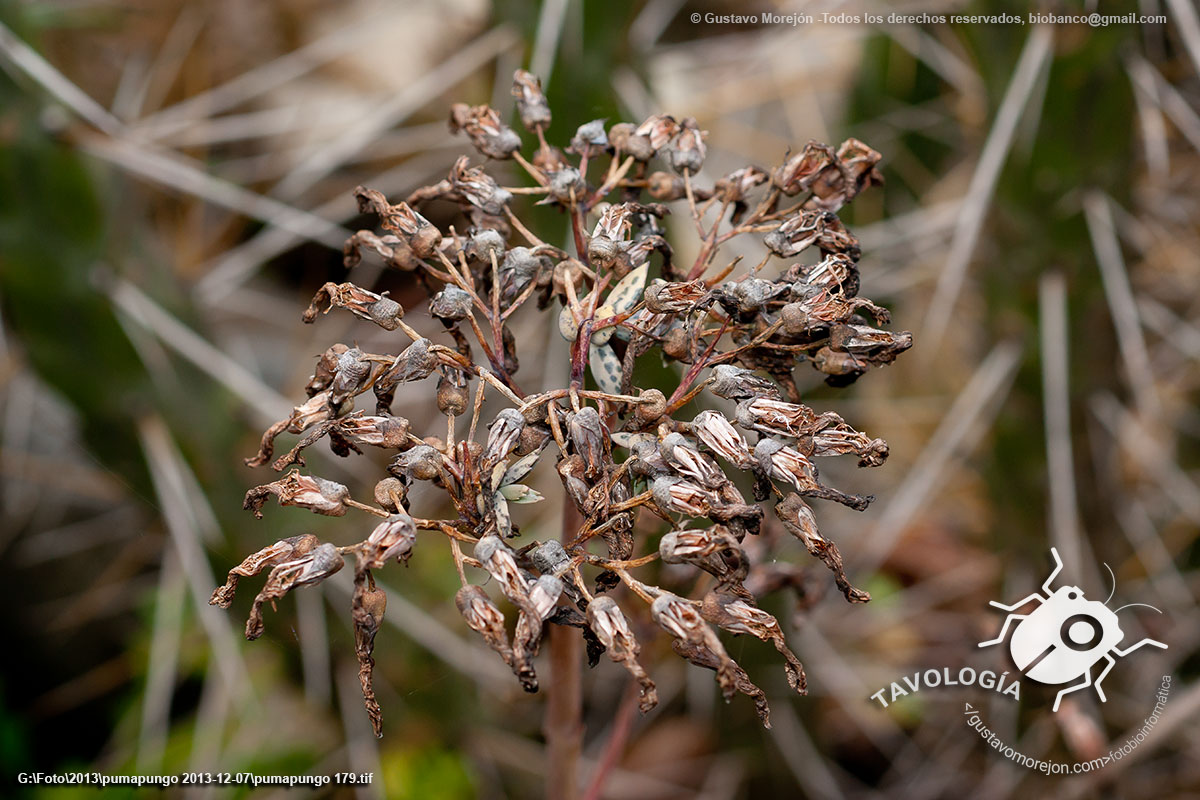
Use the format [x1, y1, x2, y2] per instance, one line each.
[2, 0, 1198, 797]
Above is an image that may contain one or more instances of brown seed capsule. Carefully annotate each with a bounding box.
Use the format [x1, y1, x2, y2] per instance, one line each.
[430, 286, 474, 324]
[455, 584, 514, 666]
[568, 119, 608, 157]
[436, 373, 469, 417]
[644, 279, 709, 313]
[586, 596, 658, 712]
[646, 171, 686, 201]
[303, 282, 404, 330]
[246, 543, 345, 639]
[210, 534, 320, 608]
[243, 471, 351, 519]
[449, 157, 513, 215]
[633, 388, 667, 426]
[665, 117, 706, 174]
[389, 445, 443, 482]
[708, 364, 781, 401]
[689, 411, 753, 469]
[354, 187, 442, 258]
[352, 581, 387, 737]
[659, 433, 728, 489]
[661, 327, 691, 361]
[361, 512, 418, 569]
[776, 493, 870, 603]
[448, 102, 522, 160]
[568, 407, 609, 478]
[374, 477, 407, 511]
[512, 69, 551, 130]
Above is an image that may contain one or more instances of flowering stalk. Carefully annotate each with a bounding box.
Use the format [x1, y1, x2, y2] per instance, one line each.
[212, 70, 911, 771]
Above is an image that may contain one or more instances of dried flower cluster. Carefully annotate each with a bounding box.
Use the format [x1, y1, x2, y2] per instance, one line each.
[213, 70, 911, 734]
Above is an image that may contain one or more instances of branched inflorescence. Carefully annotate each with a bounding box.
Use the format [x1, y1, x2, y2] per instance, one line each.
[212, 70, 911, 735]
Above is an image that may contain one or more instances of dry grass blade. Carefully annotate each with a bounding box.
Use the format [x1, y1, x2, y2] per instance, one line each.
[530, 0, 569, 87]
[855, 340, 1022, 574]
[1039, 272, 1083, 572]
[137, 416, 252, 703]
[1166, 0, 1200, 80]
[921, 25, 1053, 351]
[1083, 192, 1160, 418]
[136, 547, 186, 773]
[1126, 55, 1200, 154]
[107, 276, 292, 424]
[79, 135, 348, 250]
[272, 25, 518, 199]
[0, 21, 122, 134]
[132, 9, 393, 137]
[1124, 57, 1170, 180]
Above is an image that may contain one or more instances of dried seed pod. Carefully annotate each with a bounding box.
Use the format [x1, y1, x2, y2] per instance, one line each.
[665, 117, 706, 174]
[789, 253, 860, 298]
[714, 166, 768, 205]
[568, 406, 610, 478]
[708, 364, 781, 401]
[644, 279, 709, 313]
[764, 209, 831, 258]
[546, 166, 586, 203]
[713, 277, 789, 316]
[303, 282, 404, 330]
[243, 471, 351, 519]
[753, 439, 872, 511]
[609, 121, 652, 161]
[772, 140, 835, 196]
[529, 539, 570, 577]
[646, 171, 686, 201]
[373, 477, 407, 512]
[465, 228, 506, 264]
[659, 432, 728, 489]
[210, 534, 320, 608]
[659, 527, 748, 590]
[689, 410, 753, 469]
[651, 592, 741, 702]
[354, 187, 441, 258]
[329, 347, 373, 406]
[449, 157, 513, 215]
[245, 390, 339, 468]
[246, 543, 344, 639]
[448, 102, 522, 160]
[568, 119, 608, 157]
[436, 372, 469, 417]
[375, 340, 437, 412]
[430, 286, 474, 324]
[634, 114, 680, 154]
[660, 327, 691, 361]
[586, 597, 658, 712]
[352, 580, 387, 738]
[474, 535, 540, 690]
[651, 475, 715, 517]
[806, 423, 889, 467]
[735, 398, 842, 438]
[484, 408, 526, 468]
[360, 513, 417, 569]
[388, 444, 443, 482]
[513, 574, 563, 665]
[633, 388, 667, 426]
[556, 453, 591, 511]
[455, 584, 514, 666]
[628, 436, 671, 479]
[306, 344, 349, 396]
[512, 69, 551, 130]
[776, 493, 870, 603]
[700, 592, 806, 695]
[829, 323, 913, 362]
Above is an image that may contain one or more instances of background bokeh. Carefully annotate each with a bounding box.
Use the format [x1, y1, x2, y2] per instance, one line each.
[2, 0, 1198, 797]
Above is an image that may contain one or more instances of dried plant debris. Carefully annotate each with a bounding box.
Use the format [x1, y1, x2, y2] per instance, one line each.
[214, 70, 911, 734]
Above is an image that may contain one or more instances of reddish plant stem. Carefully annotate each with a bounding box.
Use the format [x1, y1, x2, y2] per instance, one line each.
[545, 501, 585, 800]
[581, 683, 639, 800]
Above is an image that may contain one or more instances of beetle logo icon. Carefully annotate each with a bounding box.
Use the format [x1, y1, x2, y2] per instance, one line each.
[979, 548, 1167, 711]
